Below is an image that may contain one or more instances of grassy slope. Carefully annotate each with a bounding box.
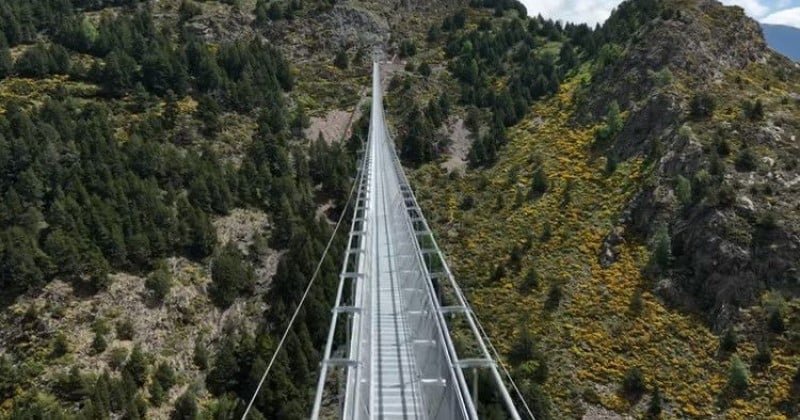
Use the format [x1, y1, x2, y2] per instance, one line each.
[413, 56, 800, 417]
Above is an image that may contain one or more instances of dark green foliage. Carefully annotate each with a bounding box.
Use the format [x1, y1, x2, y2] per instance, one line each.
[193, 340, 209, 370]
[719, 328, 738, 353]
[399, 104, 437, 166]
[196, 95, 222, 136]
[650, 224, 672, 272]
[100, 50, 138, 96]
[51, 333, 69, 358]
[179, 0, 203, 20]
[675, 175, 692, 206]
[14, 42, 70, 77]
[116, 318, 135, 340]
[149, 380, 166, 406]
[647, 385, 663, 418]
[92, 330, 107, 354]
[334, 48, 348, 69]
[398, 39, 417, 57]
[519, 382, 552, 420]
[0, 356, 17, 400]
[594, 100, 622, 147]
[291, 102, 310, 137]
[753, 342, 772, 368]
[509, 327, 536, 365]
[629, 290, 644, 316]
[544, 283, 562, 311]
[0, 33, 12, 78]
[520, 267, 539, 293]
[742, 98, 765, 121]
[109, 347, 129, 371]
[605, 155, 618, 175]
[727, 355, 749, 396]
[54, 366, 88, 402]
[621, 367, 646, 400]
[767, 308, 786, 334]
[529, 168, 549, 197]
[207, 337, 240, 395]
[172, 390, 198, 420]
[541, 222, 552, 242]
[689, 92, 716, 119]
[735, 148, 758, 172]
[210, 244, 256, 308]
[154, 362, 176, 391]
[418, 62, 432, 77]
[145, 266, 172, 302]
[124, 345, 148, 387]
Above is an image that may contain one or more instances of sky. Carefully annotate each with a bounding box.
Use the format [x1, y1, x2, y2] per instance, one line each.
[518, 0, 800, 28]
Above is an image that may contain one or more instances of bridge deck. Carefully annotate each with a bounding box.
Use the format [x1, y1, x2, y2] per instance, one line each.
[369, 60, 424, 418]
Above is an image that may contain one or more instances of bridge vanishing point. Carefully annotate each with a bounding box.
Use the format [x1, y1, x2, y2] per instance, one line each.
[310, 63, 526, 419]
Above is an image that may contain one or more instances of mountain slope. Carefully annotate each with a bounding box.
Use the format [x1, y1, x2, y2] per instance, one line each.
[412, 0, 800, 417]
[762, 23, 800, 61]
[1, 0, 799, 418]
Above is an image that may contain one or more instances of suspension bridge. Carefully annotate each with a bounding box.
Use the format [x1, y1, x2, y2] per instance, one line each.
[305, 62, 527, 419]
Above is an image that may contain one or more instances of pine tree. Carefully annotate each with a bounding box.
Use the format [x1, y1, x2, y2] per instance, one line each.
[727, 355, 749, 396]
[207, 337, 239, 394]
[92, 330, 107, 354]
[651, 223, 672, 271]
[145, 267, 172, 302]
[0, 33, 12, 79]
[767, 308, 785, 334]
[333, 48, 348, 69]
[193, 340, 209, 370]
[646, 385, 662, 418]
[210, 244, 255, 308]
[529, 168, 549, 197]
[520, 267, 539, 293]
[621, 367, 646, 400]
[172, 390, 198, 420]
[719, 327, 738, 353]
[124, 345, 148, 387]
[675, 175, 692, 206]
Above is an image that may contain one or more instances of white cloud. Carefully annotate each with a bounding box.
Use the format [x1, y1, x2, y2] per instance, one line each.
[518, 0, 775, 25]
[762, 6, 800, 27]
[518, 0, 618, 26]
[720, 0, 771, 18]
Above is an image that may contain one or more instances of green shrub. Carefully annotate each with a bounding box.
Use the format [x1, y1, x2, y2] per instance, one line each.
[727, 355, 749, 396]
[520, 267, 539, 293]
[742, 99, 764, 121]
[735, 148, 758, 172]
[675, 175, 692, 206]
[92, 331, 107, 354]
[753, 342, 772, 368]
[116, 318, 135, 340]
[333, 49, 348, 69]
[650, 224, 672, 271]
[145, 268, 172, 302]
[109, 347, 129, 370]
[767, 308, 785, 334]
[418, 62, 432, 77]
[689, 92, 716, 119]
[647, 385, 663, 418]
[719, 328, 737, 353]
[621, 367, 646, 399]
[544, 283, 562, 311]
[51, 333, 69, 358]
[529, 168, 549, 197]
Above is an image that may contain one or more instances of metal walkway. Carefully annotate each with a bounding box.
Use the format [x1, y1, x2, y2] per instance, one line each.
[311, 62, 523, 419]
